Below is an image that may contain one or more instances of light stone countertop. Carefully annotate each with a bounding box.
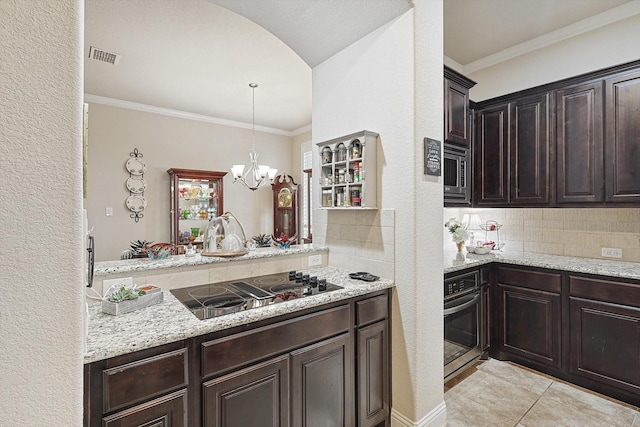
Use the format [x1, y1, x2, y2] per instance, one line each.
[445, 249, 640, 280]
[94, 244, 328, 276]
[84, 266, 394, 364]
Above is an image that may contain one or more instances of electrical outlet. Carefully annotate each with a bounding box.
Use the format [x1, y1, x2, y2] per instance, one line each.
[601, 247, 623, 258]
[308, 254, 322, 266]
[105, 207, 113, 217]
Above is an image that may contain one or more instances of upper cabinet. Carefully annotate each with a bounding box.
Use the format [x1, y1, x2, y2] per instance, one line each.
[605, 69, 640, 203]
[444, 66, 476, 148]
[167, 168, 226, 247]
[473, 59, 640, 207]
[555, 81, 604, 204]
[317, 130, 378, 210]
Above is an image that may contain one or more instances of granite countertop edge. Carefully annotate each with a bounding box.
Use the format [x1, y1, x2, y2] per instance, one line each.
[84, 266, 394, 364]
[94, 244, 328, 276]
[445, 250, 640, 280]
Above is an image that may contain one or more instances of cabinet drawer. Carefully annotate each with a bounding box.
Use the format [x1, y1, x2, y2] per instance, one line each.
[356, 294, 388, 326]
[498, 267, 561, 293]
[202, 304, 350, 378]
[102, 348, 188, 413]
[103, 389, 187, 427]
[569, 275, 640, 307]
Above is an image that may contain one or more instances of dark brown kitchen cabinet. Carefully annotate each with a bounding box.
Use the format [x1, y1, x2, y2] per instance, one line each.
[555, 81, 604, 204]
[475, 103, 510, 205]
[203, 355, 290, 427]
[291, 334, 354, 427]
[568, 275, 640, 406]
[86, 290, 392, 427]
[356, 294, 389, 427]
[444, 66, 476, 148]
[605, 69, 640, 203]
[509, 93, 550, 204]
[475, 93, 550, 207]
[495, 267, 562, 372]
[84, 341, 192, 427]
[480, 283, 491, 352]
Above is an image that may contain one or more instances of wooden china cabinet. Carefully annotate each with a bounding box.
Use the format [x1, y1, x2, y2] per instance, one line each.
[271, 174, 298, 242]
[167, 168, 226, 248]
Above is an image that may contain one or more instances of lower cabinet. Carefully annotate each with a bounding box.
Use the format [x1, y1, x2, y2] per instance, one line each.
[203, 355, 290, 427]
[568, 275, 640, 405]
[495, 267, 562, 371]
[291, 334, 353, 427]
[86, 290, 391, 427]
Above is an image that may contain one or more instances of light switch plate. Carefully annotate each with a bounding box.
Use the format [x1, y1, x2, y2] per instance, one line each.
[105, 207, 113, 217]
[601, 247, 622, 258]
[308, 254, 322, 266]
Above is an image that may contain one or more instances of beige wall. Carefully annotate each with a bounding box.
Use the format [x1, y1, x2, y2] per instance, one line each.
[447, 207, 640, 262]
[467, 14, 640, 102]
[85, 103, 295, 261]
[0, 0, 84, 425]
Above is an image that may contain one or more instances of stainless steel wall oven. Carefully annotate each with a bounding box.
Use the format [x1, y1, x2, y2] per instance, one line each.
[444, 269, 483, 380]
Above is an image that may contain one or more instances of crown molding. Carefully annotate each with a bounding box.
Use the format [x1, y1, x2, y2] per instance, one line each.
[462, 1, 640, 74]
[83, 94, 306, 137]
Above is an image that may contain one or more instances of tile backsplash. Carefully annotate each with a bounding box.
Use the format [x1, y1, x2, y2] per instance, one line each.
[313, 208, 395, 279]
[446, 207, 640, 262]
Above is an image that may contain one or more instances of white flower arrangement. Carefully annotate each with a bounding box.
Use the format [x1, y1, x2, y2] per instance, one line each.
[444, 217, 470, 243]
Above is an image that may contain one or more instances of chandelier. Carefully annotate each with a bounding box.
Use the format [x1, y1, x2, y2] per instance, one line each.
[230, 83, 277, 191]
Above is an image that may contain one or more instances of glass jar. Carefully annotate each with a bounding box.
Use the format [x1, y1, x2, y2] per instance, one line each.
[338, 169, 345, 183]
[336, 143, 347, 162]
[350, 139, 362, 159]
[322, 189, 332, 207]
[336, 189, 344, 207]
[321, 146, 333, 164]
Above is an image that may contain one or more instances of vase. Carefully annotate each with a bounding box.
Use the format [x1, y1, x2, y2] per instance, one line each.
[456, 241, 464, 252]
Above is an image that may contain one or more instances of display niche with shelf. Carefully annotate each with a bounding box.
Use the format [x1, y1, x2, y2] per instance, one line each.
[167, 168, 226, 248]
[317, 130, 378, 210]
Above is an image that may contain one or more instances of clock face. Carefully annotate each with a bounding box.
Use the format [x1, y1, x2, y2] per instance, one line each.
[278, 188, 292, 208]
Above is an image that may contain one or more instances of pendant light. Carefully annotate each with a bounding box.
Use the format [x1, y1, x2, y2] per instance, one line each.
[230, 83, 277, 191]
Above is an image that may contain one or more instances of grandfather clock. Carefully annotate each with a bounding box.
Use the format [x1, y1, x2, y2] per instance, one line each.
[272, 174, 298, 243]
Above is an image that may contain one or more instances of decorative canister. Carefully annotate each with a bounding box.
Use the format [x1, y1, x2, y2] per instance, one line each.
[336, 143, 347, 162]
[350, 139, 361, 159]
[321, 146, 333, 164]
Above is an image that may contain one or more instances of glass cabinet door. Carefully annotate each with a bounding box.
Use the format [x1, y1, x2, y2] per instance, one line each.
[167, 168, 227, 247]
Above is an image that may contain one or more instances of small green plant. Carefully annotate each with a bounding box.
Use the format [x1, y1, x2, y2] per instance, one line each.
[106, 286, 145, 303]
[252, 234, 272, 248]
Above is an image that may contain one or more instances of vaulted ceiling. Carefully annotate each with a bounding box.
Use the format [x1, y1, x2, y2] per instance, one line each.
[84, 0, 638, 133]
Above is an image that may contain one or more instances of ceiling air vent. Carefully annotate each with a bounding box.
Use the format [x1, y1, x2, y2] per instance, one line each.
[89, 46, 121, 65]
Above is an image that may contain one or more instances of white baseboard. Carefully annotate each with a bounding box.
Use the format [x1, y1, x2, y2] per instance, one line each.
[391, 402, 447, 427]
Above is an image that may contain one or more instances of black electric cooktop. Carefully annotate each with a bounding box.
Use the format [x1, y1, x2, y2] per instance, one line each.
[170, 271, 342, 320]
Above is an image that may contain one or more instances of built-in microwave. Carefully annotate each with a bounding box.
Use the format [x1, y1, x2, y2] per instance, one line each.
[443, 144, 470, 205]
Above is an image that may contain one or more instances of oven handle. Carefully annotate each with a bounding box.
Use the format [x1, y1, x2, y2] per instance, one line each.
[444, 293, 480, 316]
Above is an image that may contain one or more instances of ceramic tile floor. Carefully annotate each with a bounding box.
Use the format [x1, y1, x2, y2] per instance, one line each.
[444, 359, 640, 427]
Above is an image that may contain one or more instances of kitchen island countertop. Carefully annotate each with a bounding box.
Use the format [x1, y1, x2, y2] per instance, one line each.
[445, 249, 640, 280]
[94, 244, 328, 276]
[84, 266, 394, 364]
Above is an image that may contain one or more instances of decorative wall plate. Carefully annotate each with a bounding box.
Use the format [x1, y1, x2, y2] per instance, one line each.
[125, 158, 147, 175]
[126, 195, 147, 212]
[126, 177, 147, 194]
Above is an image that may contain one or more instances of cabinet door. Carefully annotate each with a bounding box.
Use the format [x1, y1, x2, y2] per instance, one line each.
[202, 355, 289, 427]
[555, 82, 604, 203]
[357, 321, 389, 427]
[569, 297, 640, 395]
[475, 104, 509, 205]
[510, 93, 550, 204]
[291, 333, 354, 427]
[605, 70, 640, 203]
[444, 78, 470, 147]
[497, 283, 561, 369]
[102, 389, 187, 427]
